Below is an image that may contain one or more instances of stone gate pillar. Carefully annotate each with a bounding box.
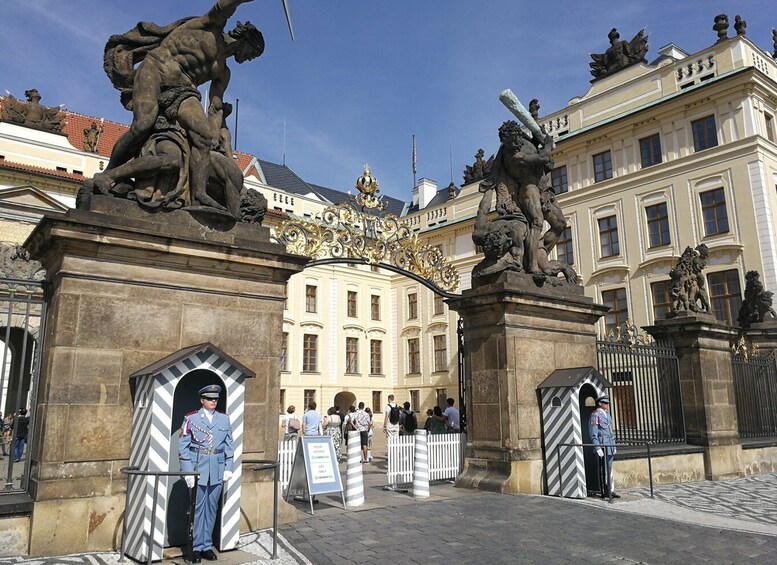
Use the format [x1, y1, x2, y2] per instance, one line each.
[448, 272, 607, 494]
[23, 197, 307, 556]
[646, 312, 744, 480]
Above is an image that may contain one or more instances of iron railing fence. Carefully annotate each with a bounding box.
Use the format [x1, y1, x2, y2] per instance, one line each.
[596, 340, 685, 444]
[0, 278, 48, 494]
[732, 349, 777, 438]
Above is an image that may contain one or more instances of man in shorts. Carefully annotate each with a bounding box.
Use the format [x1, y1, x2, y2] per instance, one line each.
[352, 402, 372, 463]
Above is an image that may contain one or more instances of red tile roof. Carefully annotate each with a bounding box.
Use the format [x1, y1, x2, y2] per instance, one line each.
[0, 96, 129, 157]
[0, 98, 276, 196]
[0, 157, 85, 182]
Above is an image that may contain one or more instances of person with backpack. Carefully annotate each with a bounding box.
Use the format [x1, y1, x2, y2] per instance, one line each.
[282, 405, 300, 441]
[383, 394, 400, 437]
[399, 401, 417, 436]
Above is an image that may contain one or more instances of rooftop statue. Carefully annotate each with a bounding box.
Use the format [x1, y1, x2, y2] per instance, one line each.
[734, 15, 747, 36]
[462, 149, 495, 185]
[83, 121, 103, 153]
[713, 14, 729, 42]
[738, 270, 776, 328]
[79, 0, 268, 224]
[589, 28, 649, 81]
[471, 91, 576, 285]
[772, 28, 777, 58]
[1, 89, 64, 133]
[668, 244, 711, 316]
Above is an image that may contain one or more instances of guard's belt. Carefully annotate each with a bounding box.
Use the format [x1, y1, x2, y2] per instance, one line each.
[189, 447, 224, 455]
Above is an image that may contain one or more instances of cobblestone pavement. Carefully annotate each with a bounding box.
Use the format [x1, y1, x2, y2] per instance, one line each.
[0, 531, 310, 565]
[282, 474, 777, 565]
[6, 471, 777, 564]
[625, 472, 777, 526]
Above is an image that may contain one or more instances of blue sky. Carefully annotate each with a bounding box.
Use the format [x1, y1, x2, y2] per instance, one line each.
[1, 1, 774, 201]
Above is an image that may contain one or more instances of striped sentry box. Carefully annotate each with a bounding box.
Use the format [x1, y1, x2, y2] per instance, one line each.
[537, 367, 609, 499]
[125, 343, 254, 562]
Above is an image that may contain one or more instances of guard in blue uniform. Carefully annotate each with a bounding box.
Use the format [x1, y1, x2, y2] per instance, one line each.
[179, 385, 235, 562]
[589, 395, 620, 498]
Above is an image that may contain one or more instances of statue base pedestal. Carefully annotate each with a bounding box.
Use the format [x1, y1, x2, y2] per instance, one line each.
[22, 199, 307, 556]
[449, 272, 607, 494]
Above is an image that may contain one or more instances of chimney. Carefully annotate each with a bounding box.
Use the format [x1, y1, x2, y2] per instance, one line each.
[412, 177, 437, 209]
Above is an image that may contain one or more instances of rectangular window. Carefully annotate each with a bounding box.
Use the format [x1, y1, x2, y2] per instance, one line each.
[304, 389, 316, 408]
[345, 337, 359, 373]
[305, 285, 317, 313]
[280, 332, 288, 372]
[551, 165, 568, 194]
[370, 339, 383, 375]
[279, 389, 286, 415]
[598, 215, 620, 258]
[766, 113, 775, 143]
[371, 294, 381, 321]
[639, 133, 662, 168]
[556, 226, 574, 266]
[407, 338, 420, 373]
[433, 335, 447, 372]
[593, 150, 613, 182]
[700, 188, 729, 236]
[692, 115, 718, 152]
[347, 290, 358, 317]
[708, 270, 742, 325]
[370, 339, 383, 374]
[410, 390, 420, 413]
[646, 203, 671, 248]
[433, 294, 444, 316]
[650, 280, 672, 320]
[436, 389, 448, 409]
[302, 334, 318, 372]
[372, 391, 382, 414]
[408, 292, 418, 319]
[601, 288, 629, 336]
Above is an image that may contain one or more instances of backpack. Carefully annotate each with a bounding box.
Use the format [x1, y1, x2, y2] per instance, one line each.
[388, 404, 400, 425]
[288, 416, 301, 432]
[403, 411, 417, 433]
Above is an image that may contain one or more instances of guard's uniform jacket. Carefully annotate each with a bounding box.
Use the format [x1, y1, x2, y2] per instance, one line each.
[589, 406, 616, 495]
[179, 408, 235, 484]
[589, 406, 615, 450]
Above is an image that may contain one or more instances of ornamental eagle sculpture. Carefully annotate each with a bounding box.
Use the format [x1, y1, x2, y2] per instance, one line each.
[589, 28, 649, 81]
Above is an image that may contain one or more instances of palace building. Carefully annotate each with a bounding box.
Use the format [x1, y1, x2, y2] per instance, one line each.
[1, 19, 776, 424]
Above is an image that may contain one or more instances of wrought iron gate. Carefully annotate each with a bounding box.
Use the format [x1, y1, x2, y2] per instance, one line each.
[732, 348, 777, 438]
[596, 338, 685, 444]
[0, 274, 48, 493]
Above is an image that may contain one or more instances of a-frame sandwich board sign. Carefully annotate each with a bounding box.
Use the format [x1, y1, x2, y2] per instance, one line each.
[284, 435, 345, 514]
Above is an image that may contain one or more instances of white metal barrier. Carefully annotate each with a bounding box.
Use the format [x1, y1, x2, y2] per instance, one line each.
[386, 435, 415, 486]
[386, 433, 465, 485]
[428, 433, 464, 481]
[278, 437, 297, 493]
[281, 433, 464, 492]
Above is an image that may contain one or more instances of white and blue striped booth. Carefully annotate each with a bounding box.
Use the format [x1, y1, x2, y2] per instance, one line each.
[125, 342, 254, 562]
[537, 367, 610, 499]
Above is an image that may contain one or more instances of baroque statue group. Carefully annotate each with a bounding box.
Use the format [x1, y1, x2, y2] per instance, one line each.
[471, 95, 576, 285]
[77, 0, 267, 225]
